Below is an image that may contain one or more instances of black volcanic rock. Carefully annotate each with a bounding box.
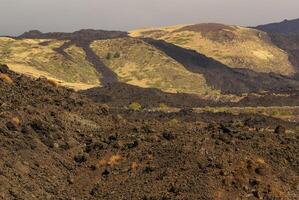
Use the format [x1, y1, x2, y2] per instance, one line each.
[255, 18, 299, 34]
[18, 29, 128, 41]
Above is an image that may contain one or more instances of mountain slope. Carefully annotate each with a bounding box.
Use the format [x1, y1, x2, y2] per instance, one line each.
[255, 18, 299, 34]
[17, 29, 128, 86]
[0, 27, 299, 99]
[91, 37, 215, 95]
[254, 19, 299, 79]
[0, 37, 100, 90]
[1, 30, 217, 96]
[130, 23, 295, 76]
[145, 38, 299, 94]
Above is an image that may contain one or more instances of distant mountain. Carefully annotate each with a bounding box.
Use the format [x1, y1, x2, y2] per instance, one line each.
[255, 18, 299, 34]
[19, 29, 128, 41]
[130, 23, 296, 76]
[254, 18, 299, 78]
[1, 23, 299, 100]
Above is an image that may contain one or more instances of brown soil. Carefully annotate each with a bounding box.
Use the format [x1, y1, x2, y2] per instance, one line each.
[174, 23, 236, 43]
[176, 23, 234, 32]
[0, 65, 298, 200]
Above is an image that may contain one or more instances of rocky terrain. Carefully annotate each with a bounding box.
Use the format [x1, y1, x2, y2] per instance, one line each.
[1, 18, 299, 200]
[0, 63, 299, 199]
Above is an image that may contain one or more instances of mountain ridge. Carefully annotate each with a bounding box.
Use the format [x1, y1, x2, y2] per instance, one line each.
[255, 18, 299, 34]
[1, 21, 299, 100]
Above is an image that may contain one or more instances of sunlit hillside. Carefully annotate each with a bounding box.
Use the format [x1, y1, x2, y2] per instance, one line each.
[130, 23, 295, 76]
[0, 37, 100, 90]
[91, 37, 217, 95]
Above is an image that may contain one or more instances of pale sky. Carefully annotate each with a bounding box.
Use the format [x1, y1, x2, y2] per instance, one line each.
[0, 0, 298, 36]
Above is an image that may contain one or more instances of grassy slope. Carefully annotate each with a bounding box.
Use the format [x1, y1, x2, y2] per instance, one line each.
[0, 37, 100, 90]
[130, 24, 295, 76]
[91, 37, 218, 96]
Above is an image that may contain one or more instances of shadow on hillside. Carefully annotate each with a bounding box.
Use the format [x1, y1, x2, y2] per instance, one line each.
[80, 82, 214, 108]
[144, 38, 299, 94]
[17, 29, 128, 86]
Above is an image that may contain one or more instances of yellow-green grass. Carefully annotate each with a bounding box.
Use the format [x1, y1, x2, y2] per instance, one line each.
[130, 24, 295, 76]
[0, 37, 100, 90]
[91, 37, 218, 96]
[154, 106, 299, 122]
[200, 106, 299, 122]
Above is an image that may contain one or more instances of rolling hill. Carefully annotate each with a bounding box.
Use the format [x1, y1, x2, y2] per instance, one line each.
[0, 37, 100, 90]
[0, 31, 216, 96]
[130, 23, 297, 76]
[90, 37, 215, 95]
[0, 23, 299, 101]
[255, 18, 299, 34]
[254, 18, 299, 79]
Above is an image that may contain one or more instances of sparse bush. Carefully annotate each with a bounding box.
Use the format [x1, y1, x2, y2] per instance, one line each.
[129, 102, 142, 110]
[114, 52, 120, 58]
[232, 120, 244, 127]
[11, 117, 21, 126]
[98, 159, 107, 167]
[108, 155, 121, 166]
[98, 154, 122, 167]
[270, 110, 279, 116]
[6, 116, 21, 131]
[131, 162, 138, 171]
[0, 73, 13, 84]
[106, 52, 112, 60]
[100, 104, 109, 115]
[169, 118, 179, 124]
[159, 103, 168, 109]
[47, 79, 58, 87]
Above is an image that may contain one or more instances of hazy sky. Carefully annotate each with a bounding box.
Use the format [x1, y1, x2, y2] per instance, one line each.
[1, 0, 298, 36]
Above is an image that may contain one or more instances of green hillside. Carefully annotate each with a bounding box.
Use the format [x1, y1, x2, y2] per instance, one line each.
[91, 37, 217, 95]
[0, 37, 100, 90]
[130, 23, 295, 76]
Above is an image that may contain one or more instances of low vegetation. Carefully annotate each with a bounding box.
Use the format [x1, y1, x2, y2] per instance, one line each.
[198, 106, 299, 122]
[159, 103, 168, 109]
[91, 37, 217, 95]
[47, 79, 59, 88]
[130, 24, 295, 76]
[0, 73, 13, 84]
[129, 102, 142, 110]
[0, 37, 100, 90]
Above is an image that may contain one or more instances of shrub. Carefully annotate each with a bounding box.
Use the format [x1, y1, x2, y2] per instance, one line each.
[159, 103, 168, 109]
[11, 117, 21, 126]
[108, 155, 121, 166]
[47, 79, 58, 87]
[131, 162, 138, 171]
[106, 52, 112, 60]
[114, 52, 120, 58]
[169, 118, 179, 124]
[0, 73, 13, 84]
[129, 102, 142, 110]
[98, 159, 107, 167]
